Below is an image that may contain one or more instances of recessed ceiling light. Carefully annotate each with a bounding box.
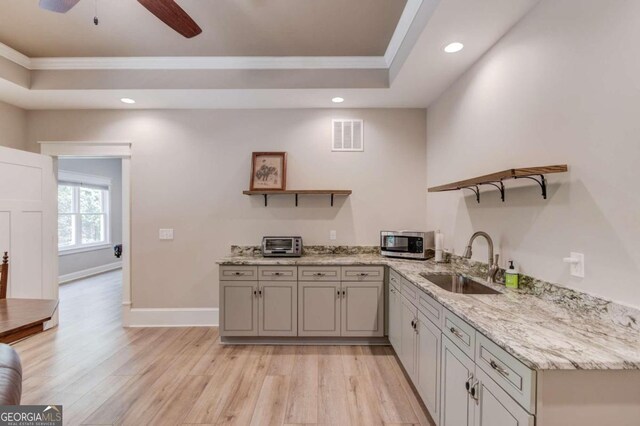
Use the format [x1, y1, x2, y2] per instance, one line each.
[120, 98, 136, 104]
[444, 42, 464, 53]
[332, 97, 345, 103]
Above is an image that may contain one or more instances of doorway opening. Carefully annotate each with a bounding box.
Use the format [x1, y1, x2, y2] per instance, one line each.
[57, 158, 124, 320]
[40, 141, 132, 326]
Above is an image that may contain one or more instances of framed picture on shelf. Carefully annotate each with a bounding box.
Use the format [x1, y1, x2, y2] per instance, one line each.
[250, 152, 287, 191]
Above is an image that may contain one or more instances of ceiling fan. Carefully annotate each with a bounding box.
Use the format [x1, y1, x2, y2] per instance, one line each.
[38, 0, 202, 38]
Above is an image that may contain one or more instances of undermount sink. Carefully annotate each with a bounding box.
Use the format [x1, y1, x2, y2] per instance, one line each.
[419, 273, 501, 295]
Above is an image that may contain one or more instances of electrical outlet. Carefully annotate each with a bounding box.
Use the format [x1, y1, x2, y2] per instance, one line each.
[329, 230, 337, 240]
[159, 229, 174, 240]
[563, 252, 584, 278]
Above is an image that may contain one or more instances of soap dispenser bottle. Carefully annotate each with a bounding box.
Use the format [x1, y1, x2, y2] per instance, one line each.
[505, 260, 519, 289]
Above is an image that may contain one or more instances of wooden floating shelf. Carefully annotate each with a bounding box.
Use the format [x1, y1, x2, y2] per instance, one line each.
[243, 190, 352, 207]
[428, 165, 568, 203]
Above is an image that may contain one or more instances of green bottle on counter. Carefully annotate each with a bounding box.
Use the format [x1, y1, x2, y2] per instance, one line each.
[505, 261, 519, 289]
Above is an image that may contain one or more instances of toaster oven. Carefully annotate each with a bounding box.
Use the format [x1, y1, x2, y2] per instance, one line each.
[261, 236, 303, 257]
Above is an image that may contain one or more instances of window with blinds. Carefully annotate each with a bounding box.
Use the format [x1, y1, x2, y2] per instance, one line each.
[332, 119, 364, 151]
[58, 171, 111, 252]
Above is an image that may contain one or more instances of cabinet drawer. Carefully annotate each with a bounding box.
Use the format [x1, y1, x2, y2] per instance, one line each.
[401, 279, 419, 306]
[417, 290, 442, 330]
[298, 266, 341, 281]
[442, 309, 476, 360]
[258, 266, 297, 281]
[219, 266, 258, 281]
[475, 332, 536, 413]
[341, 266, 384, 281]
[389, 268, 402, 291]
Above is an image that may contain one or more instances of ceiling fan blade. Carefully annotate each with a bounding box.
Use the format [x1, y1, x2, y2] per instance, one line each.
[39, 0, 81, 13]
[137, 0, 202, 38]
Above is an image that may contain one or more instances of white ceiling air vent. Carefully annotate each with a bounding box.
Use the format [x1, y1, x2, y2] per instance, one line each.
[332, 119, 364, 152]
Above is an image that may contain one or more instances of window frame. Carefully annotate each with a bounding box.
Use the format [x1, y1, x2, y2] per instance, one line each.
[58, 170, 112, 255]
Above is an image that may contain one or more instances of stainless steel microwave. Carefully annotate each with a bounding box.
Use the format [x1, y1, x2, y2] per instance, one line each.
[261, 236, 303, 257]
[380, 231, 434, 260]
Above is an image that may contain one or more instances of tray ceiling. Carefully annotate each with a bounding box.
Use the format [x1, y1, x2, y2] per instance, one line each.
[0, 0, 406, 57]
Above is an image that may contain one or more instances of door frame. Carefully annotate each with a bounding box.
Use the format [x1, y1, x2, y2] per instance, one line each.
[39, 141, 133, 326]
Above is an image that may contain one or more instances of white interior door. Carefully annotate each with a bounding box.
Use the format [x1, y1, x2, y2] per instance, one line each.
[0, 146, 57, 325]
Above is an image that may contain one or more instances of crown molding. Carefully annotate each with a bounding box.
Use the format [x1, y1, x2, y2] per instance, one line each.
[29, 56, 388, 70]
[385, 0, 423, 67]
[0, 1, 422, 71]
[0, 42, 31, 68]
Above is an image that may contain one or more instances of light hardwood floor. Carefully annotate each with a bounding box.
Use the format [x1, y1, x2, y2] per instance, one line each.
[13, 271, 434, 426]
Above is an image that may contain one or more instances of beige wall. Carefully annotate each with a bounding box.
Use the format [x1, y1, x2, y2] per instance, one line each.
[27, 109, 427, 308]
[0, 101, 27, 151]
[426, 0, 640, 309]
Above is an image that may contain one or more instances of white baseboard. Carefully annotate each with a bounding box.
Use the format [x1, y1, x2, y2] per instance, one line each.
[59, 261, 122, 284]
[125, 306, 219, 327]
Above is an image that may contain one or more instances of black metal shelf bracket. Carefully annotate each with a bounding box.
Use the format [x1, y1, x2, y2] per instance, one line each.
[331, 193, 334, 206]
[462, 185, 480, 203]
[295, 194, 299, 207]
[514, 174, 547, 199]
[480, 181, 505, 202]
[263, 194, 268, 207]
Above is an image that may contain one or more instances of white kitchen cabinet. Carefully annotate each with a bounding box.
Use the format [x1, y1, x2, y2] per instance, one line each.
[258, 281, 297, 337]
[474, 367, 534, 426]
[440, 335, 475, 426]
[388, 281, 402, 353]
[416, 310, 441, 423]
[341, 281, 384, 337]
[298, 281, 341, 336]
[400, 294, 418, 379]
[298, 280, 384, 337]
[220, 281, 258, 336]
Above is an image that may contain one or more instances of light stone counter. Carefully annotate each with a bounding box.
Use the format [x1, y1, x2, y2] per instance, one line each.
[218, 249, 640, 371]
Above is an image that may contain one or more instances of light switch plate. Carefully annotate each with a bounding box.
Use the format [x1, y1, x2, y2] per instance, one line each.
[569, 252, 584, 278]
[329, 230, 337, 240]
[159, 229, 174, 240]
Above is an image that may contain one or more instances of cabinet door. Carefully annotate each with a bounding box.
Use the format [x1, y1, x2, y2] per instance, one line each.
[474, 368, 534, 426]
[258, 281, 297, 337]
[417, 311, 441, 424]
[341, 281, 384, 337]
[388, 284, 402, 353]
[298, 281, 341, 336]
[440, 336, 475, 426]
[220, 281, 258, 336]
[400, 295, 417, 379]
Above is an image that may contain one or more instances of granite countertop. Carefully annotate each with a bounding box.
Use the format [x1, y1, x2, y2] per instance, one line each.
[218, 252, 640, 371]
